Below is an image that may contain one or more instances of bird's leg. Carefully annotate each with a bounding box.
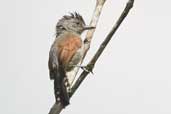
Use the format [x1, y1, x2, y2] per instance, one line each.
[72, 65, 94, 74]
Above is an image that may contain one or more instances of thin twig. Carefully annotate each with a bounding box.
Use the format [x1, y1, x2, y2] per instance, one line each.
[82, 0, 106, 61]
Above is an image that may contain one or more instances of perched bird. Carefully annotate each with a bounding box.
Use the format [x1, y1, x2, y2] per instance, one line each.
[48, 12, 95, 107]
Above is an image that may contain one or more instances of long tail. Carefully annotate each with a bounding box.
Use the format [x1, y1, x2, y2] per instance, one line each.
[54, 67, 70, 107]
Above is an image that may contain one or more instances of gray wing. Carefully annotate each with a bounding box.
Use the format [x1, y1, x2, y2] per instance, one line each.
[48, 46, 59, 80]
[48, 46, 70, 107]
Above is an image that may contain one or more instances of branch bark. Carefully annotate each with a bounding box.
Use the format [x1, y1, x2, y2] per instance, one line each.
[82, 0, 106, 61]
[70, 0, 134, 98]
[48, 0, 134, 114]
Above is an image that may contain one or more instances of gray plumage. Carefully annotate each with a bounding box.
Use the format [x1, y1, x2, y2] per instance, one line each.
[56, 12, 86, 36]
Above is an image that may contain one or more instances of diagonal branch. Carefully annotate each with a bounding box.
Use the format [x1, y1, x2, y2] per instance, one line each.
[70, 0, 134, 98]
[48, 0, 134, 114]
[82, 0, 106, 61]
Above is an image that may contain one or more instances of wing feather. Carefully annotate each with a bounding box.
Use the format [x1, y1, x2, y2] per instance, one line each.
[57, 35, 82, 67]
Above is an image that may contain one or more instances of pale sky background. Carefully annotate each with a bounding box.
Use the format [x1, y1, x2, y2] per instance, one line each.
[1, 0, 171, 114]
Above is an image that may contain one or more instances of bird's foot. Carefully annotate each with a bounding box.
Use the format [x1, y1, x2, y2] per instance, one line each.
[73, 65, 94, 74]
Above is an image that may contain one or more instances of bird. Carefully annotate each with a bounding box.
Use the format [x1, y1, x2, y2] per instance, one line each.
[48, 12, 95, 107]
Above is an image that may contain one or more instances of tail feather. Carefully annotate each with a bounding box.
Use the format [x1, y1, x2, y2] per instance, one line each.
[54, 67, 70, 107]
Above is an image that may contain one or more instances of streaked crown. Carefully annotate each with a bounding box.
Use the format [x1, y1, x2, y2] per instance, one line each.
[56, 12, 86, 36]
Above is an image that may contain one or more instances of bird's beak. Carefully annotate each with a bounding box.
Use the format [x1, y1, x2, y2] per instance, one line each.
[83, 26, 95, 30]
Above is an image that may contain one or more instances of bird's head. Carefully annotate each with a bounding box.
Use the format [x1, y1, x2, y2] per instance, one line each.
[56, 12, 95, 35]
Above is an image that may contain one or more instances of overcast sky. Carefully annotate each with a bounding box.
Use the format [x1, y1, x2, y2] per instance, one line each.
[1, 0, 171, 114]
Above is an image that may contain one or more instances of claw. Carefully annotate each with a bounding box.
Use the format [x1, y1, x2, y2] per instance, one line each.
[72, 65, 94, 74]
[80, 66, 94, 74]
